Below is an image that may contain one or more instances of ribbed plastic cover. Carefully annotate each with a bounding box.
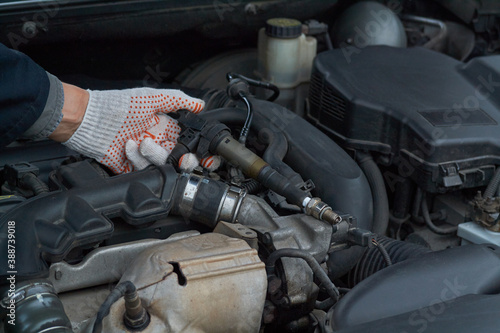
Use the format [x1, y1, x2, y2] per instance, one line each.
[265, 18, 302, 38]
[307, 46, 500, 192]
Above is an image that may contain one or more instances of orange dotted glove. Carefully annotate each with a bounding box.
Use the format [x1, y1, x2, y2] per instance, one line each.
[178, 153, 222, 173]
[63, 88, 204, 174]
[124, 114, 180, 170]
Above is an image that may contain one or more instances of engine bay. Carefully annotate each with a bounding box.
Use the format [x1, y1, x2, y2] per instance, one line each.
[2, 1, 500, 332]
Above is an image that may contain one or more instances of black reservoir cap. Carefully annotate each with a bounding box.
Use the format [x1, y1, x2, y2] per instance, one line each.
[265, 18, 302, 38]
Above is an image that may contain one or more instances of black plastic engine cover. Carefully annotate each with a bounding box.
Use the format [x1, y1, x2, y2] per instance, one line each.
[335, 294, 500, 333]
[332, 244, 500, 330]
[307, 46, 500, 192]
[0, 161, 179, 281]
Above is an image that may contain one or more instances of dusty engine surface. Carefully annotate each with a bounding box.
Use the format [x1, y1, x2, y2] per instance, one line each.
[95, 233, 267, 333]
[2, 1, 500, 333]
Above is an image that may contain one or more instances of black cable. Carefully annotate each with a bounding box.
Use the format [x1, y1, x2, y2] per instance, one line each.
[238, 92, 253, 144]
[315, 297, 335, 310]
[266, 248, 340, 302]
[224, 73, 254, 145]
[200, 107, 304, 185]
[227, 72, 280, 102]
[421, 192, 457, 235]
[411, 188, 446, 226]
[315, 287, 351, 310]
[484, 167, 500, 198]
[412, 210, 446, 225]
[339, 287, 351, 293]
[92, 281, 137, 333]
[21, 173, 49, 195]
[371, 237, 392, 267]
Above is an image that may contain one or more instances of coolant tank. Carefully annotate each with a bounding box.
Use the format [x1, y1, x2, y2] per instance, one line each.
[459, 222, 500, 247]
[257, 18, 317, 89]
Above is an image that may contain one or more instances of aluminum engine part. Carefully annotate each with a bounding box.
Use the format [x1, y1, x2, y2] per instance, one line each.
[92, 233, 266, 333]
[236, 195, 334, 307]
[48, 231, 201, 293]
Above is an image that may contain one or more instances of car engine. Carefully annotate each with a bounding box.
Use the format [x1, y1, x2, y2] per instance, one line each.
[1, 1, 500, 332]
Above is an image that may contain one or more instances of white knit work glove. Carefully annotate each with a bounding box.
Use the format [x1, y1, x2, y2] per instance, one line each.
[63, 88, 204, 174]
[178, 153, 222, 173]
[125, 114, 179, 170]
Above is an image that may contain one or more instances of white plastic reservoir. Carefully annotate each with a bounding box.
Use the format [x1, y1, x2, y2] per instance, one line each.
[257, 18, 317, 89]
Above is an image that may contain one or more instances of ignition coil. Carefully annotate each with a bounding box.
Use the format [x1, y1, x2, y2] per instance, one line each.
[168, 107, 342, 225]
[198, 123, 342, 225]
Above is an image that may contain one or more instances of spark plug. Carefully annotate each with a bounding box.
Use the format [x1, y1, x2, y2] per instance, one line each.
[303, 197, 343, 225]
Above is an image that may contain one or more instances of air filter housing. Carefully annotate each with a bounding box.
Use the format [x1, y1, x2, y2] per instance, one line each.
[307, 46, 500, 192]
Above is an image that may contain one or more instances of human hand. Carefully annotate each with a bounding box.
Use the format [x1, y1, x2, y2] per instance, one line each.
[178, 153, 222, 173]
[124, 114, 180, 171]
[62, 88, 204, 173]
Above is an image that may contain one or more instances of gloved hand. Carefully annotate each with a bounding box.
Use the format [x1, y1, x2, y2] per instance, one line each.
[63, 88, 204, 174]
[124, 114, 179, 170]
[178, 153, 222, 173]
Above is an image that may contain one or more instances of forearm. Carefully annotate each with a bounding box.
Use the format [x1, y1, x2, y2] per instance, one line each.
[48, 83, 89, 142]
[0, 43, 51, 147]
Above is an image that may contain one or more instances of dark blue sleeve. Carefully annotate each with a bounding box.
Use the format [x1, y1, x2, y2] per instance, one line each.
[0, 43, 50, 147]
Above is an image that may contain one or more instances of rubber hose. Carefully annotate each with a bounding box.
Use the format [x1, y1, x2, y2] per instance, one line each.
[200, 88, 235, 110]
[0, 280, 72, 333]
[241, 179, 262, 194]
[421, 193, 457, 235]
[316, 297, 335, 310]
[203, 99, 373, 277]
[253, 99, 372, 278]
[484, 167, 500, 198]
[226, 72, 280, 102]
[21, 173, 49, 195]
[411, 187, 446, 225]
[314, 286, 350, 310]
[356, 152, 389, 235]
[349, 236, 431, 286]
[267, 248, 340, 302]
